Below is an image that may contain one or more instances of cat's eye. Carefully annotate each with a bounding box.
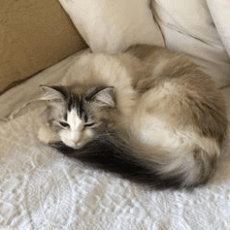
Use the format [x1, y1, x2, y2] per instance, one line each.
[84, 122, 95, 128]
[59, 121, 70, 128]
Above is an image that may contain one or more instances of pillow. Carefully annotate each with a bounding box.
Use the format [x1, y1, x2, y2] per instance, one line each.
[207, 0, 230, 59]
[153, 0, 230, 88]
[0, 0, 87, 93]
[58, 0, 164, 54]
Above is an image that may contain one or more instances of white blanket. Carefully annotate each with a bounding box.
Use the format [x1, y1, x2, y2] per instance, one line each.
[1, 0, 230, 229]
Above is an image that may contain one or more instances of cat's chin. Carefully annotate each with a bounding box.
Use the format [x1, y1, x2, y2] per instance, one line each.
[50, 141, 84, 151]
[63, 141, 87, 150]
[68, 145, 83, 150]
[50, 141, 77, 155]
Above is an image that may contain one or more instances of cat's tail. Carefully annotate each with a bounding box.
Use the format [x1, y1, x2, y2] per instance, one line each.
[51, 132, 219, 190]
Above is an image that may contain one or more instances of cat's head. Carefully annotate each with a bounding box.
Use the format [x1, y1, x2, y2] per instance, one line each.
[40, 85, 116, 149]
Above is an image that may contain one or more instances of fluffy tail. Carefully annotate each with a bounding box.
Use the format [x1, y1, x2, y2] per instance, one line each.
[51, 133, 218, 190]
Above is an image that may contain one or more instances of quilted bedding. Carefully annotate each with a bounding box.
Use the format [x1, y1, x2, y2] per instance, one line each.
[1, 0, 230, 229]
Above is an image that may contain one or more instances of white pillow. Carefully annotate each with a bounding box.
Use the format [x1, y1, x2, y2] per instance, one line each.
[154, 0, 230, 88]
[207, 0, 230, 59]
[58, 0, 164, 54]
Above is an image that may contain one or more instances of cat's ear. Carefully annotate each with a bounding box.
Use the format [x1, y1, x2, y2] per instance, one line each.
[86, 86, 115, 108]
[39, 85, 68, 101]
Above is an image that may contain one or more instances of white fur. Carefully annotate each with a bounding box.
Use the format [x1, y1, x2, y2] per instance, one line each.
[93, 55, 137, 115]
[59, 109, 84, 148]
[136, 117, 181, 150]
[136, 114, 220, 157]
[70, 54, 137, 115]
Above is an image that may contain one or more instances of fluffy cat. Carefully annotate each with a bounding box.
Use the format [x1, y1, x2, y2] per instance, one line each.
[38, 45, 228, 190]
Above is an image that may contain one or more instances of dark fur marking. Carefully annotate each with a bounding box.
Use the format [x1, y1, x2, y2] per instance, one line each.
[50, 86, 69, 99]
[193, 147, 217, 185]
[51, 137, 189, 190]
[67, 95, 85, 119]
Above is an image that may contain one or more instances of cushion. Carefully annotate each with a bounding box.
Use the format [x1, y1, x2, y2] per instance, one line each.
[207, 0, 230, 59]
[153, 0, 230, 88]
[0, 0, 87, 93]
[58, 0, 164, 54]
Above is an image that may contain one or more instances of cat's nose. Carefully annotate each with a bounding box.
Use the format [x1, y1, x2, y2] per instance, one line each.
[70, 130, 82, 144]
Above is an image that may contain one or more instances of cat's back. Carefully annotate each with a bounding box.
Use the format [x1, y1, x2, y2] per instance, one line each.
[126, 45, 227, 147]
[127, 44, 206, 82]
[126, 45, 225, 111]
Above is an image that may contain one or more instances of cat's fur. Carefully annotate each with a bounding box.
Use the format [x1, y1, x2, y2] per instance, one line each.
[38, 45, 228, 190]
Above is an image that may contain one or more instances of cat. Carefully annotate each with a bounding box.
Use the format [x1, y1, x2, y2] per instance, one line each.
[38, 45, 228, 190]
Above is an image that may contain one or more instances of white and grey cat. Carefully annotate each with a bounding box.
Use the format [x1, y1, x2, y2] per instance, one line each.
[38, 45, 228, 190]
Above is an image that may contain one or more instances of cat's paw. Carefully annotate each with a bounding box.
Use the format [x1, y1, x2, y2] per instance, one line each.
[38, 126, 51, 144]
[38, 126, 59, 144]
